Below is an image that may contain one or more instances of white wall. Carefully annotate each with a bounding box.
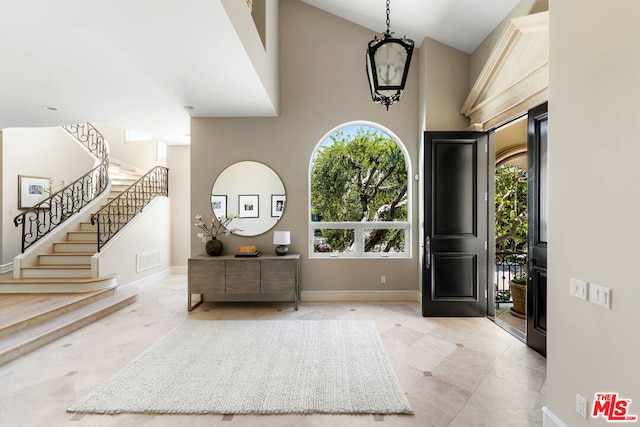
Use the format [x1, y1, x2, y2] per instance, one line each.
[547, 0, 640, 425]
[1, 127, 95, 265]
[96, 197, 171, 285]
[93, 122, 160, 171]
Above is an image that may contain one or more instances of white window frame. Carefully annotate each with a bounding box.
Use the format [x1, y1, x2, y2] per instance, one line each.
[308, 121, 412, 259]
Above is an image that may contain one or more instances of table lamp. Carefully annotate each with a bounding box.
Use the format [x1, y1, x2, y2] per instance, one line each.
[273, 230, 290, 256]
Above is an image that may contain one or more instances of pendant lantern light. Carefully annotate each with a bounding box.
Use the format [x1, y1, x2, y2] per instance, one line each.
[365, 0, 414, 110]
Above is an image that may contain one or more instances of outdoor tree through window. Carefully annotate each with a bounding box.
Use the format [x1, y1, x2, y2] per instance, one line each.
[310, 124, 410, 258]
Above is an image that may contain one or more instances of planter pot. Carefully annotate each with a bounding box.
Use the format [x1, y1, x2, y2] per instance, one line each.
[509, 280, 526, 316]
[205, 238, 223, 256]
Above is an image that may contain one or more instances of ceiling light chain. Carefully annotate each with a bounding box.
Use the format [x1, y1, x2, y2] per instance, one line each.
[385, 0, 391, 35]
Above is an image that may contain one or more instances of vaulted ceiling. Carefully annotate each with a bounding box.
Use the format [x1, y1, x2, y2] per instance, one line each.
[0, 0, 520, 145]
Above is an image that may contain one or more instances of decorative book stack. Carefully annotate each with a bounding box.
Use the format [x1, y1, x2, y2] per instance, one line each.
[235, 246, 261, 257]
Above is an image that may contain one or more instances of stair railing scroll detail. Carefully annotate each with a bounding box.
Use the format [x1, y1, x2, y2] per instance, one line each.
[13, 123, 109, 253]
[91, 166, 169, 252]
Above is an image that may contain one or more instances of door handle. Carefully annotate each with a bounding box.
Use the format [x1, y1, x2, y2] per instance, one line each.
[425, 236, 431, 269]
[528, 258, 537, 272]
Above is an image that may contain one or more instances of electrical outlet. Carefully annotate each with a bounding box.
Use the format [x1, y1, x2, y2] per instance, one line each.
[576, 393, 588, 418]
[380, 275, 386, 284]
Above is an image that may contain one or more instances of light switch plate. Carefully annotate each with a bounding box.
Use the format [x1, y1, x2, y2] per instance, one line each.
[570, 278, 588, 300]
[589, 283, 611, 309]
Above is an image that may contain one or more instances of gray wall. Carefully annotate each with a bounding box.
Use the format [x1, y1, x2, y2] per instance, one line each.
[547, 0, 640, 424]
[191, 0, 426, 296]
[168, 145, 190, 269]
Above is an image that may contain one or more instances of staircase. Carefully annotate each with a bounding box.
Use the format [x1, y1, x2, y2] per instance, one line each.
[0, 161, 143, 293]
[0, 161, 148, 365]
[0, 286, 138, 366]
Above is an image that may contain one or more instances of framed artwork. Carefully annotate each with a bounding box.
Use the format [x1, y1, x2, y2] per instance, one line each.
[211, 195, 227, 218]
[18, 175, 51, 209]
[271, 194, 285, 217]
[238, 194, 259, 218]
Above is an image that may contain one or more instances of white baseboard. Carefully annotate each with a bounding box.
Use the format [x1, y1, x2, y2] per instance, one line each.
[121, 268, 170, 289]
[0, 263, 13, 273]
[542, 407, 568, 427]
[301, 290, 420, 302]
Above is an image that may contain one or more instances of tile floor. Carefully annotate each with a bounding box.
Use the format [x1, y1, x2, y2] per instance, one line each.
[0, 274, 546, 426]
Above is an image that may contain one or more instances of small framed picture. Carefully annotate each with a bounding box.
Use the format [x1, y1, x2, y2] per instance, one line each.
[238, 194, 259, 218]
[271, 194, 285, 217]
[18, 175, 51, 209]
[211, 195, 227, 218]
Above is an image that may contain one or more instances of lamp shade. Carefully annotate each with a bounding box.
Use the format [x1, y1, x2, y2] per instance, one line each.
[273, 230, 291, 245]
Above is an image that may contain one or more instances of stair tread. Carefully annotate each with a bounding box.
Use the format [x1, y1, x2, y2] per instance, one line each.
[0, 287, 115, 332]
[0, 286, 138, 356]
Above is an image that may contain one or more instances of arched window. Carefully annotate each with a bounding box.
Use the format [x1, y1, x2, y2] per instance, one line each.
[309, 122, 411, 258]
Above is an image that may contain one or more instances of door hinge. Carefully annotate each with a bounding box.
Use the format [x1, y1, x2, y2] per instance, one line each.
[484, 241, 488, 250]
[485, 143, 488, 153]
[485, 289, 488, 299]
[485, 192, 488, 202]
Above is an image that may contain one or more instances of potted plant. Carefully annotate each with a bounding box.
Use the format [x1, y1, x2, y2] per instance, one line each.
[194, 214, 242, 256]
[509, 272, 527, 317]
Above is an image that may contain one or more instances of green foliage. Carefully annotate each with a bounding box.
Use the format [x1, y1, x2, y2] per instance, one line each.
[495, 165, 528, 252]
[311, 127, 408, 252]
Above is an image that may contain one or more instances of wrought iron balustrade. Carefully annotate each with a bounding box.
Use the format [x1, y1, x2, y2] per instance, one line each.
[91, 166, 169, 251]
[62, 123, 109, 160]
[494, 251, 527, 305]
[14, 160, 109, 252]
[14, 122, 110, 253]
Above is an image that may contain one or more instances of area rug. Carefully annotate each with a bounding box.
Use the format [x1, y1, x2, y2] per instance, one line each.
[68, 320, 413, 415]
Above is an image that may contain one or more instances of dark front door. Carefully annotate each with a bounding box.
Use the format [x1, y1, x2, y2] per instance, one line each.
[423, 132, 489, 316]
[527, 102, 548, 356]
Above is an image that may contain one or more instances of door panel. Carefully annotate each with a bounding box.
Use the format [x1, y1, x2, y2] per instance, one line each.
[423, 132, 488, 317]
[527, 102, 548, 356]
[432, 254, 477, 299]
[433, 142, 476, 236]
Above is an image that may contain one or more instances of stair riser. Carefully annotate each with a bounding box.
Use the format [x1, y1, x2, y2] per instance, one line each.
[54, 243, 97, 253]
[67, 233, 98, 242]
[22, 269, 92, 279]
[38, 256, 92, 265]
[79, 223, 97, 232]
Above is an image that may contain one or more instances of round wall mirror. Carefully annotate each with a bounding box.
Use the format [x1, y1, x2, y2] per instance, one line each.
[211, 161, 286, 237]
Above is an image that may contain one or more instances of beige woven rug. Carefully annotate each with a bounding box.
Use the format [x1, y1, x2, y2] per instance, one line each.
[68, 320, 413, 415]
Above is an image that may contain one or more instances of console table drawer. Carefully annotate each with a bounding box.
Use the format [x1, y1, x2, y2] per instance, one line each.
[261, 259, 297, 293]
[225, 260, 260, 294]
[189, 259, 225, 294]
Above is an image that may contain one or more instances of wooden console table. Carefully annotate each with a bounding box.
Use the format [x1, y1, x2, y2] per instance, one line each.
[188, 254, 300, 311]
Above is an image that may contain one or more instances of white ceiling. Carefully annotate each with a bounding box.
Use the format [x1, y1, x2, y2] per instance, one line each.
[0, 0, 519, 145]
[302, 0, 520, 52]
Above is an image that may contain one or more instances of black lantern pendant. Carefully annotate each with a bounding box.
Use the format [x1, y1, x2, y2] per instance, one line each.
[366, 0, 414, 110]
